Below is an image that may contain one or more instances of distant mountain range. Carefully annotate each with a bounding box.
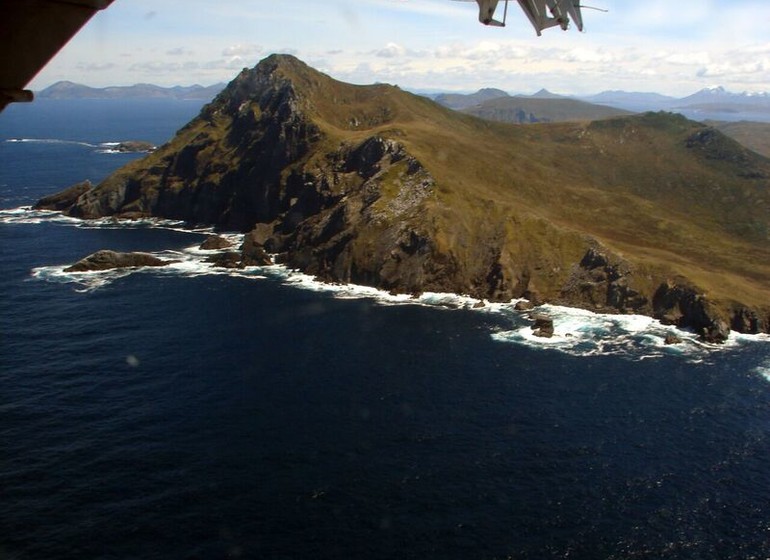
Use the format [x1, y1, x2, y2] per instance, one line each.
[36, 81, 226, 100]
[462, 97, 630, 124]
[430, 85, 770, 124]
[38, 80, 770, 123]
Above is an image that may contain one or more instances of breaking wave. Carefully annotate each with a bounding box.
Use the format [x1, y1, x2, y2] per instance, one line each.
[755, 360, 770, 383]
[0, 206, 189, 230]
[4, 138, 97, 148]
[3, 138, 150, 154]
[6, 206, 769, 366]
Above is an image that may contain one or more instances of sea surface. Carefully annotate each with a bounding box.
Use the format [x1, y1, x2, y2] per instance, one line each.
[1, 99, 769, 560]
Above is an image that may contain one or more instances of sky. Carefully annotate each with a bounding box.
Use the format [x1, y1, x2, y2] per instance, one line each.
[29, 0, 770, 97]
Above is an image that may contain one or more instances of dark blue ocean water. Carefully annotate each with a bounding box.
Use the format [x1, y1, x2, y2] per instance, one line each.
[1, 99, 770, 560]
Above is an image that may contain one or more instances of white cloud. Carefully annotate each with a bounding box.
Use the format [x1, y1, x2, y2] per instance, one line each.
[24, 0, 770, 96]
[166, 47, 194, 57]
[560, 47, 614, 63]
[375, 43, 406, 58]
[666, 52, 710, 66]
[222, 44, 263, 57]
[75, 62, 117, 72]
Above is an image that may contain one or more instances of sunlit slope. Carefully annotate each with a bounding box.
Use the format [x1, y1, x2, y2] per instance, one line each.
[281, 62, 770, 309]
[45, 54, 770, 331]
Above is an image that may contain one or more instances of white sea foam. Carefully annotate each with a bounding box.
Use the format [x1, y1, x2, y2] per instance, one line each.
[755, 360, 770, 383]
[31, 264, 134, 292]
[0, 207, 82, 225]
[4, 138, 97, 148]
[4, 138, 152, 155]
[487, 302, 733, 361]
[8, 207, 770, 363]
[0, 206, 192, 231]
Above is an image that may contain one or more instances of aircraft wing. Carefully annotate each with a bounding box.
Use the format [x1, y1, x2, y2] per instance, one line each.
[564, 0, 584, 31]
[515, 0, 583, 35]
[0, 0, 114, 112]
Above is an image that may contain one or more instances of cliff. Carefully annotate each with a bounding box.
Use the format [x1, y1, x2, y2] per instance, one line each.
[36, 54, 770, 339]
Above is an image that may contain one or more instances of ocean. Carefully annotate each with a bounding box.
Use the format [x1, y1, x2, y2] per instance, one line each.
[1, 99, 769, 560]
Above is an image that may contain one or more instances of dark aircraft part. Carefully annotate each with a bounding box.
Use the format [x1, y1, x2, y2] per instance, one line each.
[0, 0, 114, 112]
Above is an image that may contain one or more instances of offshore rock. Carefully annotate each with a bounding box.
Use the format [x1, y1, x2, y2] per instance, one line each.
[531, 313, 554, 338]
[64, 250, 169, 272]
[514, 300, 534, 311]
[200, 235, 233, 250]
[113, 141, 155, 153]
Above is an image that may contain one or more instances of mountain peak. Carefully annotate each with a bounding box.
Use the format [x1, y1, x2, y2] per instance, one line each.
[477, 87, 509, 96]
[530, 88, 563, 99]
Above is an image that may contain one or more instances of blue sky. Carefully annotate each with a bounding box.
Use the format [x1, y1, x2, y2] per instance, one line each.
[30, 0, 770, 96]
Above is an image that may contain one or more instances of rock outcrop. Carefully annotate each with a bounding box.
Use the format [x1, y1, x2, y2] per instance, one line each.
[35, 54, 770, 341]
[112, 141, 156, 153]
[559, 247, 648, 313]
[35, 180, 92, 211]
[531, 314, 555, 338]
[199, 235, 233, 250]
[64, 250, 170, 272]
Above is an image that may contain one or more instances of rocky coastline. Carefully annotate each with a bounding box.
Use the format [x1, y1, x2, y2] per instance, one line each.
[36, 54, 770, 342]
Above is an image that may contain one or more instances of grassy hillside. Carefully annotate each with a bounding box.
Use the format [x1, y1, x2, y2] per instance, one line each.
[46, 55, 770, 331]
[711, 120, 770, 158]
[271, 59, 769, 310]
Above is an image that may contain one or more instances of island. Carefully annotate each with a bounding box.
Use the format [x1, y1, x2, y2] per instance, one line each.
[35, 54, 770, 341]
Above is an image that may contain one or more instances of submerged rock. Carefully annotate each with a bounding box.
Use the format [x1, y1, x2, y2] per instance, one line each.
[664, 333, 682, 345]
[206, 251, 243, 269]
[64, 250, 169, 272]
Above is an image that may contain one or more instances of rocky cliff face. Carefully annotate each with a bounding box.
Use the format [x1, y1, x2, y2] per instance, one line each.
[36, 54, 770, 339]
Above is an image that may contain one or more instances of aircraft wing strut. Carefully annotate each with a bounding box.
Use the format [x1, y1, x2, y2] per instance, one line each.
[474, 0, 584, 35]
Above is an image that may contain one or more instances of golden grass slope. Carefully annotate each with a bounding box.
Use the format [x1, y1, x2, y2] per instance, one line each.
[260, 56, 769, 307]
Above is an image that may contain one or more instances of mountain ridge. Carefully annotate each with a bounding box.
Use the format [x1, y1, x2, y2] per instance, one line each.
[37, 81, 226, 100]
[462, 96, 631, 124]
[35, 54, 770, 339]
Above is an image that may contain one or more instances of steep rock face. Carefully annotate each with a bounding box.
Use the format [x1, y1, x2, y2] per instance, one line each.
[652, 281, 732, 343]
[35, 180, 92, 211]
[59, 58, 322, 230]
[35, 54, 770, 339]
[559, 248, 649, 313]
